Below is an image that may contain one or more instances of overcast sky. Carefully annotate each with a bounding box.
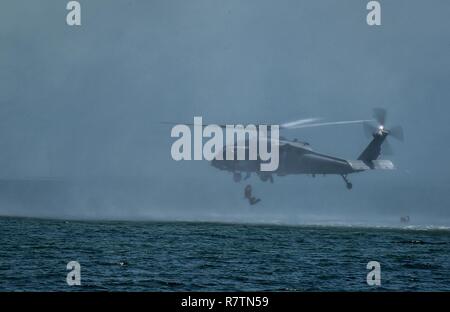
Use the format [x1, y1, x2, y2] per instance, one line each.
[1, 0, 450, 225]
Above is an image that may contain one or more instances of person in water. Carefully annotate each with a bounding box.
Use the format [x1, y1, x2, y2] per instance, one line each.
[244, 184, 261, 205]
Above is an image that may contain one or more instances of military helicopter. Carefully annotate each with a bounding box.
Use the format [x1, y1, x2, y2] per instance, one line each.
[210, 108, 403, 189]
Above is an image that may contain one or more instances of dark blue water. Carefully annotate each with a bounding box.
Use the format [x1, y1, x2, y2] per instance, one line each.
[1, 216, 449, 291]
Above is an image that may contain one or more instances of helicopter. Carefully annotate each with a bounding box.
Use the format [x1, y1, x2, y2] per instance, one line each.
[210, 108, 403, 190]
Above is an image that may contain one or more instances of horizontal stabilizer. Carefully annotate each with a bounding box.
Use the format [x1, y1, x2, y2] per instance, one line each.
[347, 159, 394, 171]
[347, 160, 370, 171]
[371, 160, 395, 170]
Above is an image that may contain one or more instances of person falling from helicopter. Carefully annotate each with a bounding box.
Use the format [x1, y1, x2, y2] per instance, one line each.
[244, 184, 261, 205]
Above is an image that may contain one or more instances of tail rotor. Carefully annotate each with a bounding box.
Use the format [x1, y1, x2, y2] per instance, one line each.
[363, 108, 404, 155]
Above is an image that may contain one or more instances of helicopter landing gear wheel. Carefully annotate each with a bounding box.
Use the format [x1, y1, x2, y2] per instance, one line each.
[233, 172, 242, 183]
[341, 174, 353, 190]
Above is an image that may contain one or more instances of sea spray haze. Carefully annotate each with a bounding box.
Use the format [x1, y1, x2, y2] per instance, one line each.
[0, 0, 450, 223]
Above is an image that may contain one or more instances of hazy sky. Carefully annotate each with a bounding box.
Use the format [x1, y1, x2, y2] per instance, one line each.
[1, 0, 450, 225]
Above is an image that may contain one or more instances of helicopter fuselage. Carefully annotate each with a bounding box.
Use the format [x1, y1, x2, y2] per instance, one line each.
[210, 133, 393, 189]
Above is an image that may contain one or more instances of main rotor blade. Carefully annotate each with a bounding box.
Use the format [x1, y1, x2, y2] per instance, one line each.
[280, 118, 321, 129]
[163, 118, 375, 131]
[286, 119, 374, 129]
[373, 108, 387, 125]
[390, 125, 404, 142]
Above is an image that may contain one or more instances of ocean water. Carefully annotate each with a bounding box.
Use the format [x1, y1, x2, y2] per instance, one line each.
[0, 216, 449, 291]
